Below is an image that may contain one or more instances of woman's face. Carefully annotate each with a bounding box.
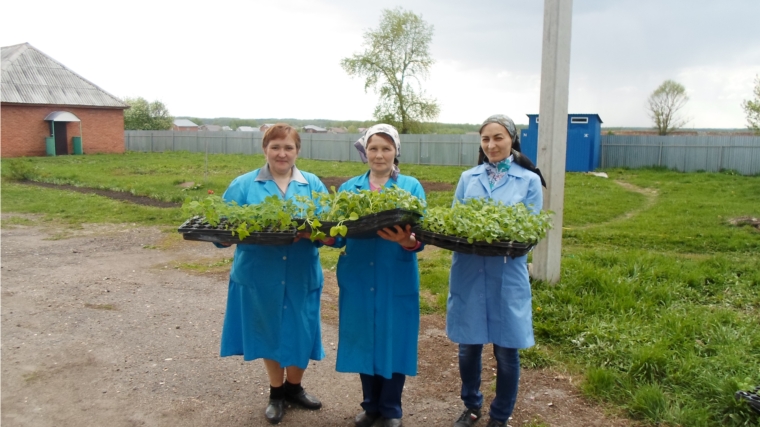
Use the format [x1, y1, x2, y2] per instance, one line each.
[366, 134, 396, 177]
[480, 122, 513, 163]
[264, 136, 299, 176]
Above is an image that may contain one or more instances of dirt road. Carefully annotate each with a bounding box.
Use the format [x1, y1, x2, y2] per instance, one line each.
[1, 217, 632, 427]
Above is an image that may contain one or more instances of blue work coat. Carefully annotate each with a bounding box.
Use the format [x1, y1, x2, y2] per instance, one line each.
[334, 172, 426, 378]
[219, 166, 327, 369]
[446, 162, 543, 349]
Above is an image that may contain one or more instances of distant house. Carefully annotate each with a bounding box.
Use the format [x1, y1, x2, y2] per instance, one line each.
[173, 119, 199, 131]
[358, 128, 367, 133]
[328, 127, 347, 134]
[222, 126, 233, 131]
[260, 123, 274, 132]
[237, 126, 259, 132]
[1, 42, 129, 157]
[304, 125, 327, 133]
[198, 124, 222, 131]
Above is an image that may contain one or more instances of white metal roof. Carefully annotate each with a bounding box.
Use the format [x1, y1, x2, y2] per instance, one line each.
[173, 119, 198, 127]
[1, 43, 128, 108]
[44, 111, 81, 122]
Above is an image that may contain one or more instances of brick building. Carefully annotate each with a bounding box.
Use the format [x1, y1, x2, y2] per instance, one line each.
[1, 43, 129, 157]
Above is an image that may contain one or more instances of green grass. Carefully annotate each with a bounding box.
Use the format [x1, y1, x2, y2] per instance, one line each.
[0, 182, 184, 227]
[418, 248, 453, 314]
[1, 154, 759, 426]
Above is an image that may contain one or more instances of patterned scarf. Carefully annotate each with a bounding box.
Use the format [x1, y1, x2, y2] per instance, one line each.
[485, 156, 512, 189]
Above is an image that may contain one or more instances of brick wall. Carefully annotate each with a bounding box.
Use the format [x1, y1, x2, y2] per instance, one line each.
[0, 104, 126, 157]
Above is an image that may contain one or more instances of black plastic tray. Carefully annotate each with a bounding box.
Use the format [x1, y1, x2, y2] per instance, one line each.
[295, 209, 422, 239]
[736, 386, 760, 414]
[178, 217, 296, 245]
[412, 227, 534, 257]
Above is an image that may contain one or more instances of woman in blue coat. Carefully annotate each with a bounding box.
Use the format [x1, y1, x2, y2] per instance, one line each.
[332, 124, 426, 427]
[217, 124, 328, 424]
[448, 115, 545, 427]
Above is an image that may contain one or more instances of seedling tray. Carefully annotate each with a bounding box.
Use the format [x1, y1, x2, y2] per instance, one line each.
[412, 227, 534, 257]
[736, 386, 760, 414]
[296, 209, 422, 239]
[178, 217, 296, 245]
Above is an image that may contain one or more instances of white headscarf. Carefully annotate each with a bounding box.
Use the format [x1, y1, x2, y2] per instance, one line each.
[353, 123, 401, 179]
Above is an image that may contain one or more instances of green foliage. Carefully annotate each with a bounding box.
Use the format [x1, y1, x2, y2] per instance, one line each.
[421, 199, 553, 244]
[565, 168, 760, 253]
[341, 7, 439, 133]
[182, 195, 298, 240]
[741, 74, 760, 135]
[563, 174, 646, 227]
[519, 345, 555, 369]
[629, 384, 668, 422]
[532, 249, 760, 426]
[0, 182, 183, 226]
[182, 186, 426, 242]
[647, 80, 689, 135]
[296, 185, 426, 240]
[123, 97, 174, 130]
[2, 158, 38, 181]
[417, 249, 452, 314]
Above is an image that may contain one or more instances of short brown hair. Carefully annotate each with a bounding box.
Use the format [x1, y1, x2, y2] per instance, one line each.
[262, 124, 301, 150]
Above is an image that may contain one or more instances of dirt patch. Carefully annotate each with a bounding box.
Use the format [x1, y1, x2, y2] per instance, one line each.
[17, 181, 180, 208]
[1, 218, 635, 427]
[728, 216, 760, 231]
[18, 178, 453, 211]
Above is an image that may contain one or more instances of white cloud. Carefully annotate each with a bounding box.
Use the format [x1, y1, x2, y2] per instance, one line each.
[2, 0, 759, 128]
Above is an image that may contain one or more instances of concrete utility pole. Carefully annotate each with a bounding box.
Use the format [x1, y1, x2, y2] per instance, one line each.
[533, 0, 573, 284]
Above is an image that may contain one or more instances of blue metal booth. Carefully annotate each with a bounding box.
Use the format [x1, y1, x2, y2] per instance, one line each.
[520, 114, 603, 172]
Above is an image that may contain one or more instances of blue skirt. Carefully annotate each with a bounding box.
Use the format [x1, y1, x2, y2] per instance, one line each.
[220, 277, 325, 369]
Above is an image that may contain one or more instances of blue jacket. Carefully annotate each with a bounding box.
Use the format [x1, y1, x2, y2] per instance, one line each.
[334, 172, 426, 378]
[446, 162, 543, 349]
[219, 166, 327, 369]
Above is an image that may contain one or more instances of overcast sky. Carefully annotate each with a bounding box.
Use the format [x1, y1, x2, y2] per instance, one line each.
[2, 0, 759, 128]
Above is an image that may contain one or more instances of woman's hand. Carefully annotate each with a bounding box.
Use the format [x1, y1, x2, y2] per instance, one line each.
[294, 231, 311, 243]
[294, 231, 335, 246]
[377, 224, 416, 248]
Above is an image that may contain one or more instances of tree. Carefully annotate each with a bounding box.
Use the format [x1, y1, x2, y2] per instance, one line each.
[123, 97, 174, 130]
[741, 74, 760, 135]
[341, 7, 440, 134]
[646, 80, 689, 135]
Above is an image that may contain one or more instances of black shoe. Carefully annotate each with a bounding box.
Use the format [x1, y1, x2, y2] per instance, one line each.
[284, 388, 322, 410]
[454, 407, 482, 427]
[484, 419, 506, 427]
[265, 398, 284, 424]
[383, 418, 403, 427]
[354, 410, 381, 427]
